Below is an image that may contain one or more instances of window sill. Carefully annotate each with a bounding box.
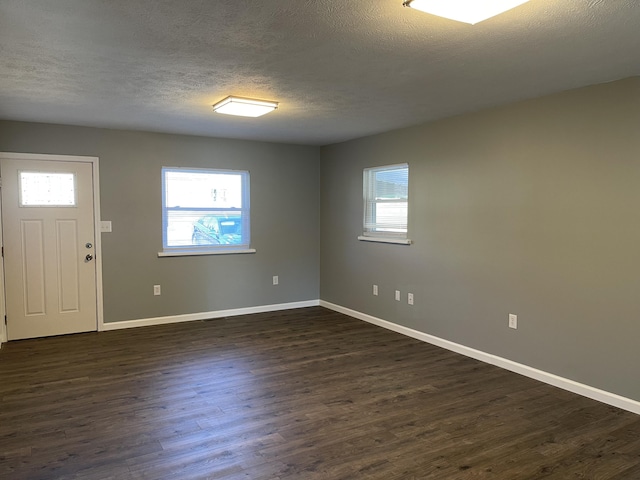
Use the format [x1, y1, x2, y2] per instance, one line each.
[357, 236, 411, 245]
[158, 248, 257, 257]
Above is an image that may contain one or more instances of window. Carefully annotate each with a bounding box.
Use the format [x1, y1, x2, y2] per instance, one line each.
[359, 163, 411, 245]
[160, 167, 253, 256]
[20, 171, 76, 206]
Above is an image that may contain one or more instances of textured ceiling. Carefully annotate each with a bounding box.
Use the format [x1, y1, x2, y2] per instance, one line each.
[0, 0, 638, 146]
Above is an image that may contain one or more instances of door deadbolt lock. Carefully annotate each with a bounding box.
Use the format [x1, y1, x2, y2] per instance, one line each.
[86, 243, 93, 249]
[85, 254, 94, 262]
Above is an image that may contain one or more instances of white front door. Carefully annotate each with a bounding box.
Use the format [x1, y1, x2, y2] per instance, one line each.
[1, 156, 97, 340]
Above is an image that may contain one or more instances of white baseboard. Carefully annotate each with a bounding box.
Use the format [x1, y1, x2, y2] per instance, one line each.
[101, 299, 320, 331]
[320, 300, 640, 416]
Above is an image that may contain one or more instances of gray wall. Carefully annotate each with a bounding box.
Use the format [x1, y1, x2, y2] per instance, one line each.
[3, 77, 640, 402]
[0, 122, 320, 323]
[320, 77, 640, 401]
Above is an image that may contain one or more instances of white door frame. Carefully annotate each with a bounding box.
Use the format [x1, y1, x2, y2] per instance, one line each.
[0, 189, 5, 344]
[0, 152, 105, 343]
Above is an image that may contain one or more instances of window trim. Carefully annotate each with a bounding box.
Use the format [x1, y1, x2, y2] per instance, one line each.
[157, 248, 256, 257]
[357, 235, 411, 245]
[360, 163, 411, 245]
[159, 166, 252, 257]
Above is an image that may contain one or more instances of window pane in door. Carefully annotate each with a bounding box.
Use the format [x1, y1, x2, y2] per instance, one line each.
[20, 172, 76, 207]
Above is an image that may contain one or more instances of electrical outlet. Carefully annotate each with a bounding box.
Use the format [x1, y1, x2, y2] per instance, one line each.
[373, 284, 378, 296]
[509, 313, 518, 329]
[153, 285, 161, 296]
[408, 293, 414, 305]
[395, 290, 401, 301]
[273, 275, 279, 285]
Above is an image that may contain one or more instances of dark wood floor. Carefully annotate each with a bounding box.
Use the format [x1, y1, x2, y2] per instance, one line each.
[1, 306, 640, 479]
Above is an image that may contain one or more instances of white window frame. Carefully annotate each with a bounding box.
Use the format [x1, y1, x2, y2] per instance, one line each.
[358, 163, 411, 245]
[158, 167, 255, 257]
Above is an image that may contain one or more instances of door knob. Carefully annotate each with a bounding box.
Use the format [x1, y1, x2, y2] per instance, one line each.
[85, 254, 94, 262]
[86, 242, 93, 249]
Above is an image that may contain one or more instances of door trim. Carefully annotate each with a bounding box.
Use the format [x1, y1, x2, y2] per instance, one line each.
[0, 152, 104, 342]
[0, 189, 5, 344]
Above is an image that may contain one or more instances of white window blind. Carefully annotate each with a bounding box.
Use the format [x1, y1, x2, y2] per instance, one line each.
[362, 164, 409, 242]
[161, 167, 251, 255]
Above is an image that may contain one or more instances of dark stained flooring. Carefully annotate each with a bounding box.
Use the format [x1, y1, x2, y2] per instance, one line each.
[1, 306, 640, 479]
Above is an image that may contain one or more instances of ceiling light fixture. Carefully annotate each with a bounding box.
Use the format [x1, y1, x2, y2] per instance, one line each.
[402, 0, 530, 25]
[212, 96, 278, 117]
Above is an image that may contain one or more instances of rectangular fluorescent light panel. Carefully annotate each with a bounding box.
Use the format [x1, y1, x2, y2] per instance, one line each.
[212, 96, 278, 117]
[403, 0, 530, 25]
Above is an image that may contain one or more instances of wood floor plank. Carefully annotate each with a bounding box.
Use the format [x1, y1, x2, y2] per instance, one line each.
[1, 306, 639, 479]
